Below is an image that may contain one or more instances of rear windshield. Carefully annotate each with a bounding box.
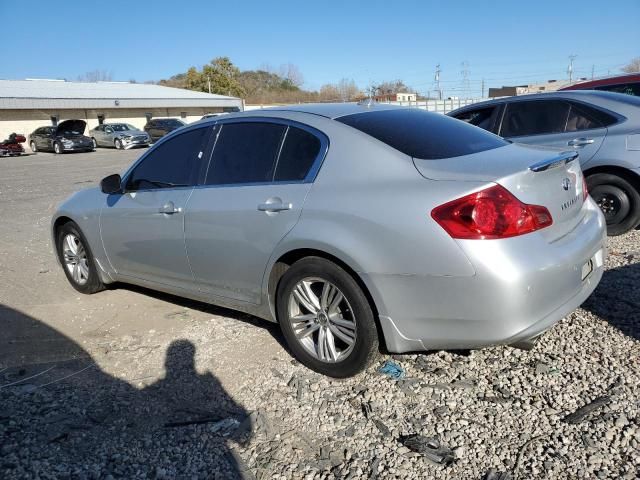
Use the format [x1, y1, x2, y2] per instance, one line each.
[336, 108, 507, 159]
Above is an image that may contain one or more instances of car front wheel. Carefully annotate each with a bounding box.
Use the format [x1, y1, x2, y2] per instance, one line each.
[276, 257, 379, 377]
[30, 141, 37, 153]
[91, 137, 98, 148]
[53, 142, 63, 154]
[55, 222, 105, 294]
[587, 173, 640, 236]
[114, 138, 123, 150]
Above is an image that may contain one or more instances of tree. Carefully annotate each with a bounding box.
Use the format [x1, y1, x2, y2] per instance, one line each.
[337, 79, 361, 102]
[77, 69, 112, 82]
[279, 63, 304, 88]
[376, 80, 411, 95]
[201, 57, 246, 97]
[318, 84, 340, 102]
[622, 57, 640, 73]
[185, 67, 203, 91]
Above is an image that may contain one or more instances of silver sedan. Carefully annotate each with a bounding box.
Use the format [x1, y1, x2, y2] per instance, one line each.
[89, 123, 151, 150]
[52, 104, 606, 377]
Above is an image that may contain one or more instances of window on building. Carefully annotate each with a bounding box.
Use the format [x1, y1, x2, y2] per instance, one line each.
[97, 114, 105, 125]
[145, 113, 153, 122]
[50, 116, 59, 126]
[180, 112, 187, 119]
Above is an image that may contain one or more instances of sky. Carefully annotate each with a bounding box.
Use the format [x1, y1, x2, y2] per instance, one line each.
[1, 0, 638, 98]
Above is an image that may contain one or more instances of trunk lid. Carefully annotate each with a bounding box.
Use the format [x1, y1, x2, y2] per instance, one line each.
[414, 144, 587, 242]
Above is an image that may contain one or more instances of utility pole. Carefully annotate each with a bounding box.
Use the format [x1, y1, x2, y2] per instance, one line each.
[567, 54, 577, 83]
[481, 78, 485, 98]
[434, 64, 442, 100]
[207, 76, 212, 94]
[591, 64, 595, 80]
[461, 61, 470, 99]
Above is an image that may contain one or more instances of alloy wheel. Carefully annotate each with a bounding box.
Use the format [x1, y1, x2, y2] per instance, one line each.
[287, 277, 357, 363]
[62, 233, 90, 285]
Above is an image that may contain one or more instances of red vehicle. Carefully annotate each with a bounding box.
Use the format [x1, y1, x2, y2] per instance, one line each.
[0, 133, 26, 157]
[560, 73, 640, 96]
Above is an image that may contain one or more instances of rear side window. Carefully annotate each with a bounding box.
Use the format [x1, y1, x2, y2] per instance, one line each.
[206, 122, 286, 185]
[274, 127, 322, 181]
[568, 101, 618, 128]
[595, 82, 640, 96]
[336, 109, 507, 159]
[501, 100, 569, 137]
[126, 127, 208, 190]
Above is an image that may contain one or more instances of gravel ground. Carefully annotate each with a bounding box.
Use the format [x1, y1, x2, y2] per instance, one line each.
[1, 151, 639, 479]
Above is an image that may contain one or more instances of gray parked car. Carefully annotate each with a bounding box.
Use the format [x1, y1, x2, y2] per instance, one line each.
[449, 91, 640, 235]
[51, 104, 606, 377]
[89, 123, 151, 150]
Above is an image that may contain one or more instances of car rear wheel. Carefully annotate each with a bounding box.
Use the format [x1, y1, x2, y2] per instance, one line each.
[53, 142, 63, 154]
[55, 222, 105, 294]
[114, 138, 123, 150]
[587, 173, 640, 236]
[30, 141, 37, 153]
[91, 137, 98, 149]
[276, 257, 379, 377]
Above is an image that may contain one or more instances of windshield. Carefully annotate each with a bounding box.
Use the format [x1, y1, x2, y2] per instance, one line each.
[110, 124, 137, 132]
[336, 108, 508, 159]
[164, 119, 185, 127]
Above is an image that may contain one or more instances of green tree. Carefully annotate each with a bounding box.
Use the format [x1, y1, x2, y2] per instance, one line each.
[201, 57, 246, 97]
[185, 67, 203, 91]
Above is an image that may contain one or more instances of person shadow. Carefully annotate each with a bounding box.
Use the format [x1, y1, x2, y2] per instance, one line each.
[0, 304, 253, 479]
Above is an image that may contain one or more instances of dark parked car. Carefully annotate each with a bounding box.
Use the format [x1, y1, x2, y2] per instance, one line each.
[143, 118, 186, 143]
[448, 91, 640, 235]
[29, 120, 94, 154]
[560, 73, 640, 97]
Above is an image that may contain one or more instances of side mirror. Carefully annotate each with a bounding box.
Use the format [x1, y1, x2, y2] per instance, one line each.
[100, 174, 122, 194]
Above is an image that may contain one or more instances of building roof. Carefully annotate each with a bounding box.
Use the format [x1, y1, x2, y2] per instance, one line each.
[0, 79, 242, 109]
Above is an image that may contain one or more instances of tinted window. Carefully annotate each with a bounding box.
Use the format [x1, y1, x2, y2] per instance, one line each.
[453, 107, 497, 131]
[206, 122, 286, 185]
[336, 109, 507, 159]
[501, 100, 569, 137]
[127, 127, 208, 190]
[566, 104, 603, 132]
[595, 82, 640, 96]
[274, 127, 322, 181]
[568, 101, 618, 127]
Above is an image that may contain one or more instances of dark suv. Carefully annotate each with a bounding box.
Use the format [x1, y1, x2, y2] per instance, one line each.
[143, 118, 186, 143]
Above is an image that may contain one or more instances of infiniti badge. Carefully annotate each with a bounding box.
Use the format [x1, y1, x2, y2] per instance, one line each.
[562, 177, 571, 191]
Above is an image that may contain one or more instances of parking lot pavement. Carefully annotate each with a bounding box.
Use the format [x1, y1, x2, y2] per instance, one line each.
[1, 150, 639, 479]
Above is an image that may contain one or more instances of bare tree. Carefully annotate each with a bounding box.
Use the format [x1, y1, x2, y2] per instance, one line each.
[280, 63, 304, 87]
[622, 57, 640, 73]
[318, 83, 340, 102]
[337, 78, 360, 102]
[77, 70, 113, 82]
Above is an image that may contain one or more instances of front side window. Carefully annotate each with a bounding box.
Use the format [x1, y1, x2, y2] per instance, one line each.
[126, 127, 208, 191]
[452, 107, 497, 131]
[205, 122, 286, 185]
[274, 127, 322, 182]
[501, 100, 569, 137]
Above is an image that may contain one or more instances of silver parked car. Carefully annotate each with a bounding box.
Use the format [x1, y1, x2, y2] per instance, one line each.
[52, 104, 606, 377]
[449, 91, 640, 235]
[89, 123, 151, 150]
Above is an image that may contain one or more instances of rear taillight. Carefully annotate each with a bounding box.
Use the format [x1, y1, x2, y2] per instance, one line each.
[582, 175, 589, 201]
[431, 184, 553, 240]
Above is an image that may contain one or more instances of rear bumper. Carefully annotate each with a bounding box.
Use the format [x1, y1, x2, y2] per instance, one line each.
[365, 199, 607, 353]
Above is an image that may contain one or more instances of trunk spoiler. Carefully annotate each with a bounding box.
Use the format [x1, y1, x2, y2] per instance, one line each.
[528, 151, 578, 172]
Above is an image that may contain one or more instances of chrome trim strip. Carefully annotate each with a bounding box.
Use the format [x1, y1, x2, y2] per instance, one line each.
[528, 151, 579, 172]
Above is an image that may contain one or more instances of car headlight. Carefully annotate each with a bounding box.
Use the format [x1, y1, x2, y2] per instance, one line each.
[121, 135, 132, 140]
[61, 138, 73, 145]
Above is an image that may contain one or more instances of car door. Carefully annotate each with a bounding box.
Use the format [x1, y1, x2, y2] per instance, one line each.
[185, 120, 327, 304]
[93, 125, 104, 145]
[498, 99, 606, 164]
[100, 126, 211, 291]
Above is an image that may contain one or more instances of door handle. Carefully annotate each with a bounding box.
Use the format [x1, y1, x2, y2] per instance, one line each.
[257, 202, 292, 212]
[568, 137, 595, 147]
[158, 202, 181, 214]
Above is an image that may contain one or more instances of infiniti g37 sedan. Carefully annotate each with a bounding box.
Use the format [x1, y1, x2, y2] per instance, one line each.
[52, 104, 606, 377]
[449, 91, 640, 235]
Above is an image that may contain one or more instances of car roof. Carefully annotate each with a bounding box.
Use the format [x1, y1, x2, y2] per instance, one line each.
[261, 102, 404, 119]
[448, 90, 640, 119]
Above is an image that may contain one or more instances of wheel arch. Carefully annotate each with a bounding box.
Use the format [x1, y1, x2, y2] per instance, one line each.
[266, 248, 383, 342]
[583, 164, 640, 192]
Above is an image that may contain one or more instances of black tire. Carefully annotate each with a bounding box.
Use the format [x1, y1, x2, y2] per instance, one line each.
[276, 257, 378, 377]
[587, 173, 640, 236]
[30, 141, 37, 153]
[53, 141, 63, 154]
[91, 137, 98, 149]
[114, 138, 123, 150]
[55, 221, 105, 294]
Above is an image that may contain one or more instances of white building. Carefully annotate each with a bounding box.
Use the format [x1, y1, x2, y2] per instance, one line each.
[0, 79, 243, 140]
